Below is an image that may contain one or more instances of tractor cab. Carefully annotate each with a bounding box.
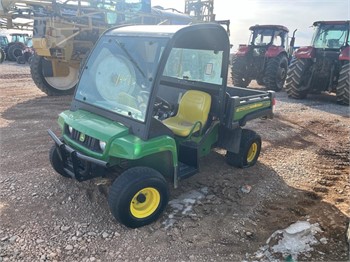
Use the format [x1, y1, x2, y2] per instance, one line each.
[311, 21, 349, 50]
[237, 25, 290, 58]
[250, 25, 288, 50]
[294, 21, 350, 59]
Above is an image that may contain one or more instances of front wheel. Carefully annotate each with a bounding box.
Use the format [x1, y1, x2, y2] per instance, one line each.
[226, 129, 261, 168]
[49, 145, 71, 178]
[7, 44, 23, 62]
[0, 48, 5, 63]
[336, 62, 350, 105]
[108, 167, 169, 228]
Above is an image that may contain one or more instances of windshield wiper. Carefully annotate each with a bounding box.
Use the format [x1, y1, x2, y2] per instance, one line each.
[115, 40, 146, 79]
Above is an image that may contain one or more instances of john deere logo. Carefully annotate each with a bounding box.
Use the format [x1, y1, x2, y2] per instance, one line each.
[79, 133, 86, 142]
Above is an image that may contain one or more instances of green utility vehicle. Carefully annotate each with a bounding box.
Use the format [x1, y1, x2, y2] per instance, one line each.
[48, 23, 275, 228]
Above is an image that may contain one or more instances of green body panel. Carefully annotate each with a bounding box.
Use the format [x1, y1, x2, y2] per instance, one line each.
[172, 122, 219, 158]
[109, 134, 177, 163]
[233, 100, 272, 121]
[59, 110, 178, 166]
[198, 124, 219, 157]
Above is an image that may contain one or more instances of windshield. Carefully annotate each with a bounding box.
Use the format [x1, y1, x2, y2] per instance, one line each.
[251, 29, 274, 46]
[0, 36, 8, 46]
[75, 35, 168, 122]
[312, 24, 348, 49]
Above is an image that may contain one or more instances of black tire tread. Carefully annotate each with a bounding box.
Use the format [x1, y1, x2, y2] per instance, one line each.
[226, 129, 261, 168]
[285, 59, 309, 99]
[336, 62, 350, 105]
[108, 167, 168, 228]
[30, 54, 75, 96]
[231, 55, 251, 87]
[0, 48, 5, 63]
[7, 44, 23, 62]
[49, 145, 71, 178]
[265, 54, 288, 91]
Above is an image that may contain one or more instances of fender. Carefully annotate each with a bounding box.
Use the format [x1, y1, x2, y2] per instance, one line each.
[294, 46, 315, 59]
[265, 46, 285, 58]
[235, 45, 250, 57]
[339, 46, 350, 61]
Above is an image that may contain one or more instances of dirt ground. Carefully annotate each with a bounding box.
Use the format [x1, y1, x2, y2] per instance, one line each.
[0, 61, 349, 262]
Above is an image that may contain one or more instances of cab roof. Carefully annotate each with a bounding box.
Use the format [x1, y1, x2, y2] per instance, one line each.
[104, 23, 230, 51]
[105, 24, 188, 37]
[313, 20, 350, 26]
[249, 24, 289, 32]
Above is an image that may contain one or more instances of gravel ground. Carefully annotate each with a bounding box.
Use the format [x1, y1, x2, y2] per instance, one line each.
[0, 61, 349, 261]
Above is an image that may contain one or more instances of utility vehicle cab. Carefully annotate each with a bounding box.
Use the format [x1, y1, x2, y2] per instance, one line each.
[72, 24, 228, 140]
[49, 23, 275, 228]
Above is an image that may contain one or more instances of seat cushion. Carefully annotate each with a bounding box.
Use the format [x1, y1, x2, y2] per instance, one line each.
[162, 117, 200, 137]
[163, 90, 211, 137]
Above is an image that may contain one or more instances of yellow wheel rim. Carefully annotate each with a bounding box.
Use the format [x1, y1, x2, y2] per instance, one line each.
[247, 142, 258, 163]
[130, 187, 160, 219]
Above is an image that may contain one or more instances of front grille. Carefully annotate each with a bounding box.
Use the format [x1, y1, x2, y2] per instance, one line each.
[65, 125, 102, 153]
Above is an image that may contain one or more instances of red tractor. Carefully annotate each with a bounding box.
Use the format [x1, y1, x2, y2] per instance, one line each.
[285, 21, 349, 105]
[231, 24, 296, 91]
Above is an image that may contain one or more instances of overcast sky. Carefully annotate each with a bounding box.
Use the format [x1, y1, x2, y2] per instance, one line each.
[152, 0, 350, 50]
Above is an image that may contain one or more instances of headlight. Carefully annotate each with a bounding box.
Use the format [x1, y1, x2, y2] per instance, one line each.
[99, 141, 106, 151]
[68, 125, 73, 134]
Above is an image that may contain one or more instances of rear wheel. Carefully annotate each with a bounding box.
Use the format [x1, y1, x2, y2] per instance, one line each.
[108, 167, 169, 228]
[231, 55, 251, 87]
[336, 62, 350, 105]
[226, 129, 261, 168]
[7, 44, 23, 62]
[30, 54, 77, 96]
[49, 145, 71, 178]
[0, 48, 5, 63]
[16, 55, 26, 64]
[265, 54, 288, 91]
[285, 58, 311, 99]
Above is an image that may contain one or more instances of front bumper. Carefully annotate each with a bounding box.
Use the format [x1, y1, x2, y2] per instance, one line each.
[48, 129, 108, 181]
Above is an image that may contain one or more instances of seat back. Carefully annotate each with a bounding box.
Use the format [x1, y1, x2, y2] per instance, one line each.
[177, 90, 211, 125]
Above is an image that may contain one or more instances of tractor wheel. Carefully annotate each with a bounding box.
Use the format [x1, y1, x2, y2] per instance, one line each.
[108, 167, 169, 228]
[0, 48, 5, 63]
[284, 59, 311, 99]
[231, 56, 251, 87]
[226, 129, 261, 168]
[7, 44, 23, 62]
[256, 78, 264, 86]
[30, 54, 77, 96]
[336, 62, 350, 105]
[16, 55, 26, 64]
[49, 145, 71, 178]
[265, 54, 288, 91]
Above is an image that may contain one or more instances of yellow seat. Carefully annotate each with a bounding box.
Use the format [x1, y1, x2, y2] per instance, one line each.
[163, 90, 211, 137]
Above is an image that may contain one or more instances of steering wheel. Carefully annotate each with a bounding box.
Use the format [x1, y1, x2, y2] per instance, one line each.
[155, 96, 172, 111]
[138, 91, 173, 119]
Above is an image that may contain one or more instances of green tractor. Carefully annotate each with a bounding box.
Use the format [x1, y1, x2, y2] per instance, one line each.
[48, 23, 275, 228]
